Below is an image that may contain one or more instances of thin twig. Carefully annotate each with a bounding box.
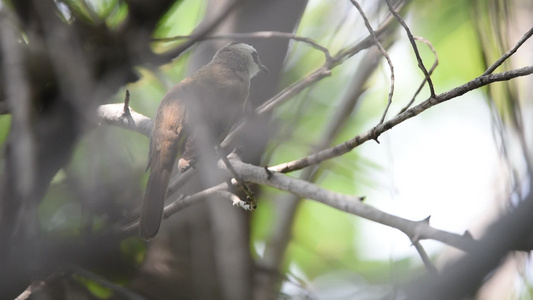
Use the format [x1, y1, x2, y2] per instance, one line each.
[154, 31, 332, 61]
[483, 26, 533, 75]
[398, 36, 439, 115]
[386, 0, 436, 98]
[350, 0, 395, 124]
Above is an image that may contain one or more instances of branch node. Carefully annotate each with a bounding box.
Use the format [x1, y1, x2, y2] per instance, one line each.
[411, 234, 421, 244]
[216, 145, 257, 210]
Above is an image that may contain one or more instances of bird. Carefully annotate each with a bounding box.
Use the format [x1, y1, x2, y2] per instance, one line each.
[139, 42, 268, 239]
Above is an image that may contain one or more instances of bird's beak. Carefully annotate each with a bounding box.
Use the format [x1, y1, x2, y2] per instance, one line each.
[258, 61, 270, 74]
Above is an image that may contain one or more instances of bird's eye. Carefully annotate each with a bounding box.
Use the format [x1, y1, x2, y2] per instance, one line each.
[252, 52, 259, 64]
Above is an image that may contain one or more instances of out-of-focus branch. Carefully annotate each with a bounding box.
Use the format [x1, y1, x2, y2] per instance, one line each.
[270, 65, 533, 173]
[483, 26, 533, 75]
[154, 31, 332, 61]
[350, 0, 395, 125]
[0, 102, 10, 115]
[405, 187, 533, 300]
[155, 0, 242, 64]
[0, 9, 36, 205]
[412, 240, 438, 276]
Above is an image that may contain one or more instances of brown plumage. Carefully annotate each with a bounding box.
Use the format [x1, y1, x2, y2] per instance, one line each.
[139, 43, 268, 239]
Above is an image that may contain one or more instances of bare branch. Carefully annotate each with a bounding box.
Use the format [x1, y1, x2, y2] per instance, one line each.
[270, 66, 533, 173]
[0, 9, 36, 201]
[386, 0, 436, 98]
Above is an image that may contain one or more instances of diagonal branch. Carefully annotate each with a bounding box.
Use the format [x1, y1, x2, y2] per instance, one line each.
[269, 66, 533, 173]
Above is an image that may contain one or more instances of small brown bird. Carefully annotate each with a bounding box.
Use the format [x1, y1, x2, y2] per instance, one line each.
[139, 42, 268, 239]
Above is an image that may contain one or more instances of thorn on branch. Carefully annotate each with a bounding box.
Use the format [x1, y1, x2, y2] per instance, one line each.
[264, 166, 273, 180]
[421, 215, 431, 224]
[359, 196, 366, 202]
[463, 230, 473, 239]
[123, 90, 131, 116]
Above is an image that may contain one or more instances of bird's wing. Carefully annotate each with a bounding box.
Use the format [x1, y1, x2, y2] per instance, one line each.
[139, 88, 188, 239]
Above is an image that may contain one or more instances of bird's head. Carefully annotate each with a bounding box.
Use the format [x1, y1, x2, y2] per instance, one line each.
[212, 42, 269, 78]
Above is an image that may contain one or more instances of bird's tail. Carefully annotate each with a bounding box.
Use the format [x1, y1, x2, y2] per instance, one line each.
[139, 167, 172, 240]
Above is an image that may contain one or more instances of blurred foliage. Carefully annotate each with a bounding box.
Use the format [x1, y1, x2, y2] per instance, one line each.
[1, 0, 530, 297]
[74, 274, 113, 298]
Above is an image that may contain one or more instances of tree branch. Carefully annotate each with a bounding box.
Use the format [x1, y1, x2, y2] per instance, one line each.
[97, 102, 153, 137]
[270, 66, 533, 173]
